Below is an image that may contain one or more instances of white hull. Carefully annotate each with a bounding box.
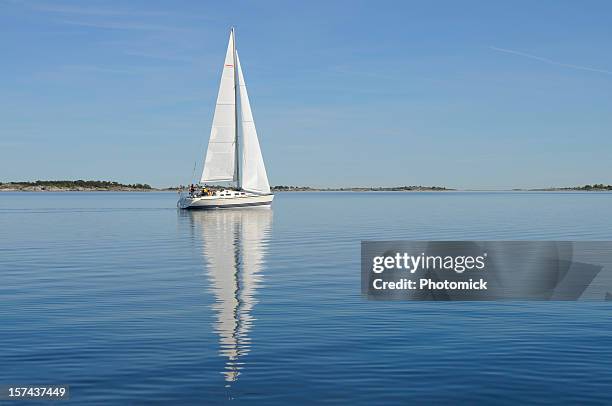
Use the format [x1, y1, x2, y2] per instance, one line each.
[178, 193, 273, 209]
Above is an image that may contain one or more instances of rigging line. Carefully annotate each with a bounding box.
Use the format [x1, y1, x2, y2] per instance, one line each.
[190, 161, 197, 185]
[194, 116, 208, 185]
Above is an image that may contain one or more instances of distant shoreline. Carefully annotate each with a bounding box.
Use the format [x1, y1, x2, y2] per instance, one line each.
[1, 181, 611, 192]
[270, 186, 452, 192]
[0, 187, 175, 192]
[0, 181, 452, 193]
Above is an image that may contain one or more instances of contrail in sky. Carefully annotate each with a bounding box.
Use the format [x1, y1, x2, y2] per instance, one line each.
[490, 46, 612, 75]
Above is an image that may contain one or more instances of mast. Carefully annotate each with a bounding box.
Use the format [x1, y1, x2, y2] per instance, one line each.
[232, 27, 241, 189]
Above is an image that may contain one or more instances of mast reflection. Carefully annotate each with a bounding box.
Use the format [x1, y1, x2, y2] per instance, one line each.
[188, 208, 272, 383]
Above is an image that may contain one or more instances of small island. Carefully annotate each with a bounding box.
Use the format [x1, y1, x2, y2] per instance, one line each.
[529, 184, 612, 192]
[270, 185, 452, 192]
[0, 180, 155, 192]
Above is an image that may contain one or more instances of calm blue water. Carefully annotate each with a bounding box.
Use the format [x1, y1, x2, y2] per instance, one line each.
[1, 191, 611, 404]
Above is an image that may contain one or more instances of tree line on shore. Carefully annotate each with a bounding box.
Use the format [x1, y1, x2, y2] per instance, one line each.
[576, 184, 612, 190]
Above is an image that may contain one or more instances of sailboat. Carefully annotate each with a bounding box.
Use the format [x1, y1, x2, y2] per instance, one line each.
[178, 28, 273, 209]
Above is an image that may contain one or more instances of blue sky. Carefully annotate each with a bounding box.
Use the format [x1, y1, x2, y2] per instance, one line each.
[1, 0, 611, 188]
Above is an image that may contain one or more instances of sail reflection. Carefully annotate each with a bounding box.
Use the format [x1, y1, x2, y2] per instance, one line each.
[188, 208, 272, 383]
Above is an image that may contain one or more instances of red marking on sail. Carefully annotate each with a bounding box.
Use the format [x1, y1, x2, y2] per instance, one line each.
[225, 64, 234, 67]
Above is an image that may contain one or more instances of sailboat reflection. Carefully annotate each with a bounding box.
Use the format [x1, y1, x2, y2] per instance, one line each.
[188, 208, 272, 383]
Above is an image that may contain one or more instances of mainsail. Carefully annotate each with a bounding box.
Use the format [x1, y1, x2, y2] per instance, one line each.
[200, 29, 271, 194]
[236, 53, 271, 194]
[201, 31, 237, 183]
